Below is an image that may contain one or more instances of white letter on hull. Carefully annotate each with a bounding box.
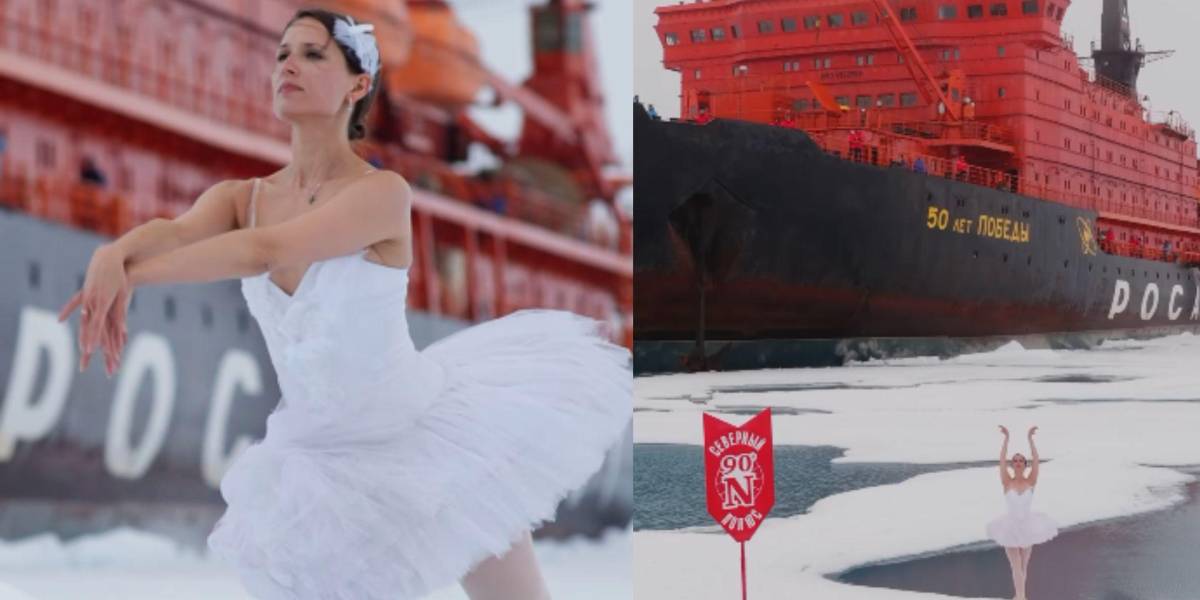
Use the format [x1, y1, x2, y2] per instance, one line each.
[1108, 280, 1130, 320]
[1140, 284, 1160, 320]
[202, 350, 262, 488]
[1169, 285, 1184, 320]
[0, 308, 74, 460]
[105, 334, 177, 479]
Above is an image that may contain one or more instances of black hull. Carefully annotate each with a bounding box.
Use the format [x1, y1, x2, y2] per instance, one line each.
[634, 105, 1200, 370]
[0, 208, 630, 544]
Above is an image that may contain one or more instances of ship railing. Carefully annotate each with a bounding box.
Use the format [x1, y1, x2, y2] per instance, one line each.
[812, 134, 1200, 231]
[883, 120, 1014, 146]
[1152, 112, 1196, 141]
[1098, 240, 1199, 264]
[382, 151, 621, 250]
[1, 155, 620, 254]
[1088, 72, 1137, 104]
[1059, 32, 1075, 52]
[0, 162, 135, 236]
[0, 12, 289, 140]
[815, 133, 1019, 190]
[784, 112, 1014, 146]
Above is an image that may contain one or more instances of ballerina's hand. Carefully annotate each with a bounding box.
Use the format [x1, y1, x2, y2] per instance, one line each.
[999, 425, 1009, 437]
[98, 282, 132, 377]
[58, 244, 129, 374]
[1028, 425, 1038, 438]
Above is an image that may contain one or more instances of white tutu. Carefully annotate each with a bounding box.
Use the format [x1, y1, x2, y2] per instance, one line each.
[986, 488, 1058, 548]
[206, 251, 631, 599]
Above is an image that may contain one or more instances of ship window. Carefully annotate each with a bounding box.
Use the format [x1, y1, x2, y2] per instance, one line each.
[852, 11, 869, 25]
[690, 29, 706, 43]
[758, 20, 773, 33]
[782, 17, 797, 32]
[794, 99, 811, 112]
[900, 7, 918, 21]
[711, 27, 725, 41]
[733, 64, 749, 76]
[665, 33, 679, 46]
[695, 68, 702, 79]
[938, 5, 957, 19]
[901, 92, 918, 106]
[1022, 0, 1038, 15]
[990, 2, 1008, 16]
[804, 15, 820, 29]
[856, 95, 872, 109]
[997, 45, 1006, 56]
[835, 95, 850, 108]
[856, 54, 875, 66]
[828, 13, 844, 28]
[879, 93, 896, 107]
[731, 25, 740, 38]
[1064, 138, 1070, 150]
[36, 139, 56, 168]
[968, 5, 984, 18]
[998, 86, 1006, 97]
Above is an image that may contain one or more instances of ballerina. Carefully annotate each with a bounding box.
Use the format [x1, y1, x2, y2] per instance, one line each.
[987, 425, 1058, 600]
[57, 8, 630, 599]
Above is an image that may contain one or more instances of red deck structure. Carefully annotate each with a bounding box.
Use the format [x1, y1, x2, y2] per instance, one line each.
[654, 0, 1200, 264]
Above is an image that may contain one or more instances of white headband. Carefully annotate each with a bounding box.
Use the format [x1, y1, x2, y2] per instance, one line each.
[332, 16, 379, 89]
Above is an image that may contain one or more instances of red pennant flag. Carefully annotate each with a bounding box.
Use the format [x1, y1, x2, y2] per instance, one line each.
[703, 408, 775, 542]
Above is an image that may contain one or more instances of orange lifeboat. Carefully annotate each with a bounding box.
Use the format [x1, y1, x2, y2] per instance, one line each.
[385, 0, 484, 107]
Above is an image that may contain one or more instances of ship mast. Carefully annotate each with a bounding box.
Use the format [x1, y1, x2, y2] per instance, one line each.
[1091, 0, 1172, 98]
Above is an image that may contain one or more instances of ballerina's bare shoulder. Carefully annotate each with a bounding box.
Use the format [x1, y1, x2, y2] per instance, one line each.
[233, 168, 413, 273]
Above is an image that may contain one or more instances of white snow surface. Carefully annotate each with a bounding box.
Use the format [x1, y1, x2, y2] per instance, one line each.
[634, 334, 1200, 599]
[0, 526, 630, 600]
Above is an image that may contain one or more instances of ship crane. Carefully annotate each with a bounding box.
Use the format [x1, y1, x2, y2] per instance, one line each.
[869, 0, 962, 121]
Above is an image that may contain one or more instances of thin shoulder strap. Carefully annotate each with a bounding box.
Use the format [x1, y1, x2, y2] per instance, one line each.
[248, 178, 260, 229]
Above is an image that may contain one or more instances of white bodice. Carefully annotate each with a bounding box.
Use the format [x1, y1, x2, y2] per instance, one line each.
[1002, 487, 1035, 517]
[240, 249, 445, 421]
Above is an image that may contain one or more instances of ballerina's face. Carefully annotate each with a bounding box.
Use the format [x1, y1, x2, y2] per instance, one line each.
[1010, 453, 1027, 475]
[272, 17, 367, 124]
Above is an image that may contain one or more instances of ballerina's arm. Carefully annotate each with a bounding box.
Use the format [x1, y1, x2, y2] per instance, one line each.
[998, 425, 1011, 488]
[127, 171, 410, 287]
[1028, 426, 1040, 485]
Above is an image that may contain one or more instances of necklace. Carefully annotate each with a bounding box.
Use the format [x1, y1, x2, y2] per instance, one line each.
[307, 180, 323, 205]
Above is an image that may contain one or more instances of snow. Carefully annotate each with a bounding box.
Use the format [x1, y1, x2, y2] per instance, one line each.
[634, 334, 1200, 599]
[0, 527, 630, 600]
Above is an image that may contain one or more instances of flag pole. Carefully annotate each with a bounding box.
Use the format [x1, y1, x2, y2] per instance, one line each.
[740, 541, 747, 600]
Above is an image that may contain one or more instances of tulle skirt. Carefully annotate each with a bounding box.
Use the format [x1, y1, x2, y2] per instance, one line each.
[986, 511, 1059, 548]
[206, 309, 631, 599]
